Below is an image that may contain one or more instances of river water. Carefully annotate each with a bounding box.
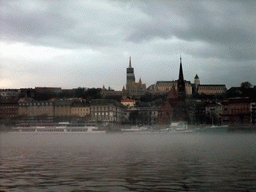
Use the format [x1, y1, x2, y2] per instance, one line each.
[1, 132, 256, 192]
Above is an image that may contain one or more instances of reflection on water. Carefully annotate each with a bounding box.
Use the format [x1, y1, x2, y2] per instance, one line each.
[1, 132, 256, 192]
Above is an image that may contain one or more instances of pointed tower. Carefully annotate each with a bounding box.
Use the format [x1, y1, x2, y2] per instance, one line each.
[126, 57, 135, 83]
[194, 74, 200, 93]
[178, 56, 186, 100]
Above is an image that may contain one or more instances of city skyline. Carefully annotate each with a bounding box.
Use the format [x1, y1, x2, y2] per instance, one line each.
[1, 0, 256, 90]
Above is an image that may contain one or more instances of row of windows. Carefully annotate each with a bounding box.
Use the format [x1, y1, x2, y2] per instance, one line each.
[72, 109, 89, 112]
[0, 111, 16, 113]
[91, 117, 116, 121]
[230, 109, 250, 114]
[91, 107, 116, 111]
[19, 103, 53, 106]
[72, 113, 89, 116]
[199, 87, 225, 90]
[0, 106, 18, 108]
[93, 112, 110, 116]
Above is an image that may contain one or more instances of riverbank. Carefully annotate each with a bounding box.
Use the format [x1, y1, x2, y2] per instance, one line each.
[228, 124, 256, 132]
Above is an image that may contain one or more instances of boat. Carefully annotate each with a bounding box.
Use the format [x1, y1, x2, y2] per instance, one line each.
[162, 122, 192, 133]
[121, 126, 148, 132]
[11, 124, 106, 133]
[194, 125, 229, 132]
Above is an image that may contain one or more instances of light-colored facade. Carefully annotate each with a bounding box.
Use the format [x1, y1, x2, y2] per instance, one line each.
[71, 105, 90, 117]
[90, 99, 125, 124]
[147, 80, 192, 95]
[198, 85, 226, 95]
[121, 99, 135, 108]
[54, 100, 73, 117]
[193, 74, 226, 95]
[19, 101, 54, 117]
[18, 100, 55, 123]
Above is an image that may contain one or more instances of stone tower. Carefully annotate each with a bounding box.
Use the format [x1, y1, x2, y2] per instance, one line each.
[126, 57, 135, 83]
[194, 74, 200, 93]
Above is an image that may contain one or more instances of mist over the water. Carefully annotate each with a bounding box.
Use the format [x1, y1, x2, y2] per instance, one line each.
[1, 132, 256, 192]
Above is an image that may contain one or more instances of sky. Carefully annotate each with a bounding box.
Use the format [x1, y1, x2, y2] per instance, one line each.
[1, 0, 256, 90]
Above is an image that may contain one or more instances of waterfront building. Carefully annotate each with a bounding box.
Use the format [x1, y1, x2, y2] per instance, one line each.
[187, 100, 206, 125]
[251, 102, 256, 124]
[205, 102, 222, 125]
[0, 102, 19, 123]
[125, 104, 159, 125]
[221, 97, 251, 125]
[18, 100, 54, 123]
[90, 99, 125, 124]
[71, 103, 90, 117]
[54, 99, 73, 122]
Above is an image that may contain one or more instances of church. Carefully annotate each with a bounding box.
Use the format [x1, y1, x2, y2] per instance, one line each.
[157, 57, 188, 125]
[125, 57, 147, 99]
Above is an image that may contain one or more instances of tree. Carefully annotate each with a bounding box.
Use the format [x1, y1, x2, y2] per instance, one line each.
[241, 81, 252, 89]
[74, 87, 85, 98]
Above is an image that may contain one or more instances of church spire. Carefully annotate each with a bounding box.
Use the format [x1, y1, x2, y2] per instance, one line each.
[129, 56, 132, 68]
[179, 55, 184, 82]
[178, 56, 186, 100]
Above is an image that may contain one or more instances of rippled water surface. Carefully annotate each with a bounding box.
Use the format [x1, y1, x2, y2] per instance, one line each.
[1, 132, 256, 192]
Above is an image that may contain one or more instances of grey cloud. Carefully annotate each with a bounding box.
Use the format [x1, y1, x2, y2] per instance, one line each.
[125, 0, 256, 61]
[1, 0, 146, 49]
[1, 1, 75, 39]
[0, 0, 255, 89]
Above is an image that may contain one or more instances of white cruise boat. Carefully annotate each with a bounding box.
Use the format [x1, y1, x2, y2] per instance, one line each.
[12, 124, 106, 133]
[162, 122, 192, 133]
[121, 126, 148, 132]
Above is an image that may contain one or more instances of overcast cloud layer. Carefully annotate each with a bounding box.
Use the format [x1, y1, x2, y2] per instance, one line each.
[1, 0, 255, 90]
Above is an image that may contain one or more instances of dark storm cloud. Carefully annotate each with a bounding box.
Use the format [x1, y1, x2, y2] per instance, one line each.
[0, 0, 255, 89]
[2, 0, 255, 59]
[0, 0, 144, 48]
[1, 0, 75, 44]
[126, 0, 256, 61]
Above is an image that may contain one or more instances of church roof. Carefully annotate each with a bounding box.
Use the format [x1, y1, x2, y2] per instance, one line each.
[199, 84, 226, 87]
[166, 86, 178, 100]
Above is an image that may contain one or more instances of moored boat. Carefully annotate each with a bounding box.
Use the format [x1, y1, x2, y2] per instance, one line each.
[11, 125, 106, 133]
[194, 125, 229, 132]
